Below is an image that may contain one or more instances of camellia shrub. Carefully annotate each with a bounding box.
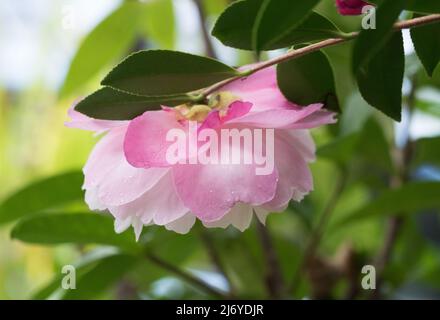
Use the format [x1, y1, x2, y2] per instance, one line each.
[1, 0, 440, 300]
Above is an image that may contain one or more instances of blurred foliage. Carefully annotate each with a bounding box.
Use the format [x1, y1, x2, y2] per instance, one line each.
[0, 0, 440, 300]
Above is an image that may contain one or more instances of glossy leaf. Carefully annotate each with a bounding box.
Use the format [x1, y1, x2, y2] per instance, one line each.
[407, 2, 440, 13]
[11, 213, 138, 251]
[356, 32, 405, 121]
[74, 87, 190, 120]
[277, 50, 339, 111]
[251, 0, 321, 51]
[0, 171, 83, 225]
[60, 2, 141, 97]
[411, 19, 440, 77]
[102, 50, 238, 96]
[213, 0, 339, 51]
[352, 0, 406, 71]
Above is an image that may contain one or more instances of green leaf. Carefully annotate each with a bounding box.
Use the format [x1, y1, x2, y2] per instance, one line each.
[32, 249, 123, 299]
[411, 19, 440, 77]
[352, 0, 406, 122]
[277, 50, 339, 111]
[317, 133, 360, 164]
[251, 0, 321, 51]
[140, 0, 175, 49]
[412, 136, 440, 168]
[63, 254, 139, 300]
[212, 0, 339, 51]
[74, 87, 190, 120]
[356, 32, 405, 121]
[267, 11, 342, 50]
[406, 0, 440, 13]
[60, 2, 141, 97]
[11, 213, 138, 251]
[335, 182, 440, 227]
[0, 171, 83, 225]
[317, 117, 392, 171]
[102, 50, 238, 96]
[352, 0, 405, 72]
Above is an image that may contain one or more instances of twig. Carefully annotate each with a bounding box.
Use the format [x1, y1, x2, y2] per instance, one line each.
[256, 219, 285, 299]
[370, 75, 417, 299]
[198, 14, 440, 98]
[199, 229, 236, 297]
[290, 173, 347, 295]
[146, 252, 227, 299]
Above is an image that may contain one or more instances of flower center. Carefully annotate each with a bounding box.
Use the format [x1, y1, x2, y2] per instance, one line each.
[174, 91, 240, 122]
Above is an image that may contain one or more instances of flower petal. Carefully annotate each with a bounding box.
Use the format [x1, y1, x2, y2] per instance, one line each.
[124, 110, 186, 168]
[65, 106, 127, 133]
[172, 139, 278, 222]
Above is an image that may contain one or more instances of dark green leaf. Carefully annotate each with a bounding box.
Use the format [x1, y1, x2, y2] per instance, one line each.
[352, 0, 406, 72]
[212, 0, 339, 51]
[277, 50, 339, 111]
[60, 2, 141, 97]
[406, 0, 440, 13]
[267, 12, 342, 50]
[0, 171, 83, 225]
[356, 32, 405, 121]
[251, 0, 321, 51]
[74, 87, 190, 120]
[63, 254, 139, 300]
[335, 182, 440, 227]
[411, 19, 440, 76]
[11, 213, 139, 251]
[102, 50, 238, 96]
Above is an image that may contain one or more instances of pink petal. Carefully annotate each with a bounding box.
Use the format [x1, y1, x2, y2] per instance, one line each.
[262, 131, 314, 211]
[199, 101, 253, 130]
[221, 67, 298, 113]
[109, 171, 188, 226]
[336, 0, 371, 15]
[65, 106, 127, 133]
[83, 125, 168, 207]
[124, 110, 186, 168]
[172, 136, 278, 222]
[229, 103, 335, 129]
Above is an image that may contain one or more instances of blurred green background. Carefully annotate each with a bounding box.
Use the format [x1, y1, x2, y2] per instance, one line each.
[1, 0, 440, 300]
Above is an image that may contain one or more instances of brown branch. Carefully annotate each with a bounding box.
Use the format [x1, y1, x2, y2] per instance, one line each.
[256, 219, 285, 299]
[290, 173, 347, 295]
[198, 14, 440, 98]
[371, 75, 418, 299]
[199, 229, 236, 297]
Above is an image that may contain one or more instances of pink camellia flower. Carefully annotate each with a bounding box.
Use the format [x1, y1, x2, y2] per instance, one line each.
[67, 66, 336, 240]
[336, 0, 371, 15]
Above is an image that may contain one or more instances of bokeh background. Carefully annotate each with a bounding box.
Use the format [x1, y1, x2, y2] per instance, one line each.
[1, 0, 440, 299]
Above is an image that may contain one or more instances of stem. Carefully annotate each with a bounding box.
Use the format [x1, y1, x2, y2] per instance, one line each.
[198, 14, 440, 98]
[193, 0, 217, 59]
[146, 252, 227, 299]
[199, 229, 236, 297]
[256, 219, 285, 299]
[290, 172, 347, 295]
[371, 75, 417, 298]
